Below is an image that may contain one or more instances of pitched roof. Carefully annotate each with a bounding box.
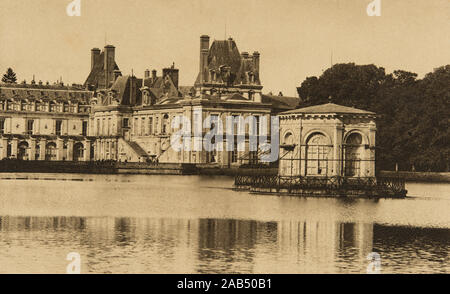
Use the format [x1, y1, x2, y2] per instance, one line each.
[195, 38, 261, 86]
[99, 75, 141, 106]
[143, 75, 182, 103]
[261, 94, 300, 110]
[208, 40, 242, 76]
[84, 51, 119, 89]
[281, 103, 375, 115]
[0, 84, 92, 104]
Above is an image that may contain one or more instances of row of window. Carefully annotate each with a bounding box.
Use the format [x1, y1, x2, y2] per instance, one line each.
[7, 89, 88, 99]
[0, 118, 87, 136]
[2, 141, 88, 161]
[0, 100, 87, 113]
[132, 114, 170, 136]
[93, 113, 264, 137]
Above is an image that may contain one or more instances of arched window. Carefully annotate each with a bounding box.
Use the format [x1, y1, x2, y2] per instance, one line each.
[305, 132, 331, 176]
[45, 142, 57, 161]
[280, 132, 295, 176]
[18, 141, 29, 160]
[73, 142, 84, 162]
[345, 133, 363, 177]
[35, 142, 40, 160]
[162, 114, 169, 134]
[283, 132, 294, 145]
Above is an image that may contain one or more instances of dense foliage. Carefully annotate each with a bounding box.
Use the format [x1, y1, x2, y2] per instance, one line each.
[297, 63, 449, 172]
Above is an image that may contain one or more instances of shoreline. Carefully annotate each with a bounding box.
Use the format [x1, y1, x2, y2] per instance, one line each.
[0, 160, 449, 183]
[379, 171, 450, 183]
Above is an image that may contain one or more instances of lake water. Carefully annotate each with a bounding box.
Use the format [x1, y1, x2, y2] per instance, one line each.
[0, 173, 448, 273]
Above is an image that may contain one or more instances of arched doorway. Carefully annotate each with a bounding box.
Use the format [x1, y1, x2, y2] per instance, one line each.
[305, 132, 331, 176]
[45, 142, 57, 161]
[73, 142, 84, 161]
[18, 141, 29, 160]
[344, 133, 364, 177]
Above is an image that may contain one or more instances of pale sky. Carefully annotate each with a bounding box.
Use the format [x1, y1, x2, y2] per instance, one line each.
[0, 0, 449, 96]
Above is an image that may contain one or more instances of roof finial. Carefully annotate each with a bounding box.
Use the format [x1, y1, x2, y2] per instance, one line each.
[328, 95, 332, 103]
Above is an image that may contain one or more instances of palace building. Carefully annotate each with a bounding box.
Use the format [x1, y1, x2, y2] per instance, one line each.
[86, 36, 299, 166]
[0, 81, 93, 161]
[0, 35, 300, 166]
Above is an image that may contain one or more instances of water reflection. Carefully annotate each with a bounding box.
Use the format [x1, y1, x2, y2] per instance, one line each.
[0, 215, 448, 273]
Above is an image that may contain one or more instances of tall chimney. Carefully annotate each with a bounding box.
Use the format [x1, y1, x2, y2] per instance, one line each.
[145, 69, 150, 79]
[199, 35, 210, 84]
[91, 48, 101, 70]
[104, 45, 115, 88]
[252, 51, 260, 73]
[152, 69, 157, 80]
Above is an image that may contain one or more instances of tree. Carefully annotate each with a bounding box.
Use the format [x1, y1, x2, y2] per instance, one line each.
[296, 63, 450, 172]
[2, 68, 17, 83]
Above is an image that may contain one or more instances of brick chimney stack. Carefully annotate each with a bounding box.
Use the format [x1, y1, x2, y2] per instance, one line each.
[104, 45, 115, 88]
[152, 69, 157, 80]
[91, 48, 101, 70]
[252, 51, 260, 74]
[199, 35, 210, 84]
[145, 69, 150, 79]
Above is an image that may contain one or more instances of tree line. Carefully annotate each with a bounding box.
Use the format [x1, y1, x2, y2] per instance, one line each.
[297, 63, 449, 172]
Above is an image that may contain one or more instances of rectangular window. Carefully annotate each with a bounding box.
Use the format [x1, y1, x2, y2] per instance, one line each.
[0, 118, 4, 134]
[134, 118, 139, 135]
[255, 116, 260, 136]
[82, 121, 88, 136]
[123, 118, 129, 128]
[96, 119, 100, 136]
[27, 119, 34, 135]
[141, 117, 146, 136]
[56, 120, 62, 136]
[232, 115, 239, 136]
[231, 143, 238, 163]
[107, 118, 111, 136]
[102, 118, 105, 135]
[149, 117, 153, 135]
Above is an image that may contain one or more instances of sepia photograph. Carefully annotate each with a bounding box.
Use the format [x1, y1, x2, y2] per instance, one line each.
[0, 0, 448, 280]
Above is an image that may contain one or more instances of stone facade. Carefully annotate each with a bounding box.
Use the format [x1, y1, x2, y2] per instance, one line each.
[0, 83, 93, 161]
[278, 103, 377, 178]
[0, 36, 300, 165]
[87, 37, 299, 165]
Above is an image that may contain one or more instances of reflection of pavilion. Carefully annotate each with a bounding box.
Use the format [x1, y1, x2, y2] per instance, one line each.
[196, 218, 374, 273]
[0, 216, 375, 273]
